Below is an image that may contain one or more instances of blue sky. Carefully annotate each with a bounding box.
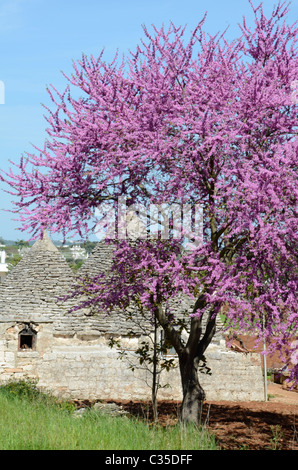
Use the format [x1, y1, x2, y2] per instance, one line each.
[0, 0, 297, 241]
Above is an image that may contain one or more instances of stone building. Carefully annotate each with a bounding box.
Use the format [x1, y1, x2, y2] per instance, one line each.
[0, 232, 264, 401]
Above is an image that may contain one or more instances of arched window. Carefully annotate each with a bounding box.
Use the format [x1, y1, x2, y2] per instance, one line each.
[18, 324, 37, 351]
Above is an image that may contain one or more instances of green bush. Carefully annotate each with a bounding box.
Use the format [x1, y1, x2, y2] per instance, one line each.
[0, 379, 75, 412]
[0, 379, 44, 400]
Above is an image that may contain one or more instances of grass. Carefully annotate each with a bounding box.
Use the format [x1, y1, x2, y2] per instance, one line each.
[0, 380, 218, 450]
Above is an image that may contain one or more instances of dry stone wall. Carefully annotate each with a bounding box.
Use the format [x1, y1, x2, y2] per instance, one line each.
[0, 323, 264, 401]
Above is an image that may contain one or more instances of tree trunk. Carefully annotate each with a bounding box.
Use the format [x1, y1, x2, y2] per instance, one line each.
[179, 355, 206, 426]
[152, 313, 158, 422]
[154, 298, 216, 426]
[178, 308, 216, 426]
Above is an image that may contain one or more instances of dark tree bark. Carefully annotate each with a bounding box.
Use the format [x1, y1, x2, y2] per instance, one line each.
[179, 314, 216, 425]
[179, 354, 206, 425]
[155, 295, 217, 426]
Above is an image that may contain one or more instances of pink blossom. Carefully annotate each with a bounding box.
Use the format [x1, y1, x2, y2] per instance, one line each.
[1, 1, 297, 417]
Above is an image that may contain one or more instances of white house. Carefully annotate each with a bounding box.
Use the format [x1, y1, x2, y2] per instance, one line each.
[0, 250, 8, 283]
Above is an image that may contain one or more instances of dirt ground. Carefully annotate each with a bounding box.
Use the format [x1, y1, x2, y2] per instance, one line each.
[200, 383, 298, 450]
[112, 383, 298, 451]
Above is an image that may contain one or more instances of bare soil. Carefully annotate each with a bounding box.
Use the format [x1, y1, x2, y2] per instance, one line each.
[110, 383, 298, 451]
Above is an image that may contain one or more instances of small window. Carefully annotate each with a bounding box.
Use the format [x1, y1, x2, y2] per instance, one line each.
[18, 325, 37, 351]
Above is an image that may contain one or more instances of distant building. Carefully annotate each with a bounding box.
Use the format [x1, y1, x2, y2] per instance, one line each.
[69, 245, 88, 260]
[0, 251, 8, 283]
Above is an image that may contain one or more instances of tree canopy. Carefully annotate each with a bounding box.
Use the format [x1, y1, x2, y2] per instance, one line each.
[1, 0, 297, 423]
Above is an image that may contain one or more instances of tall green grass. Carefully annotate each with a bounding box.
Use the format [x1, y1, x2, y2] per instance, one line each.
[0, 381, 217, 450]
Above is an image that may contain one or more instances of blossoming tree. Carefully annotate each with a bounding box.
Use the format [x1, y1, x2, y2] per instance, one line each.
[1, 1, 297, 424]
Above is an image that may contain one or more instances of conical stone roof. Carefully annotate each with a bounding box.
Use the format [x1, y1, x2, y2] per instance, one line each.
[76, 240, 150, 335]
[78, 240, 115, 278]
[77, 240, 224, 341]
[0, 234, 223, 340]
[0, 231, 76, 322]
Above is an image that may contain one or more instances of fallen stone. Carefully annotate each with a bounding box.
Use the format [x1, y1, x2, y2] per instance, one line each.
[93, 402, 129, 416]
